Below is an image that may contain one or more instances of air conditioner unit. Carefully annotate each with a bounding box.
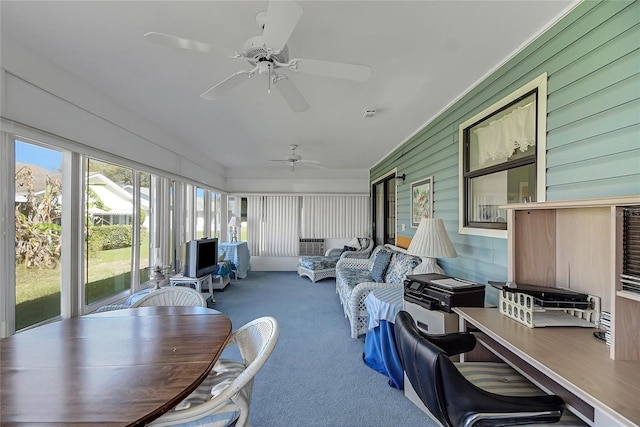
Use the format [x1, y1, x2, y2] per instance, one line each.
[299, 238, 325, 256]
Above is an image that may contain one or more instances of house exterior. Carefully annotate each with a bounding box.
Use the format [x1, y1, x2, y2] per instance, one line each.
[15, 169, 150, 227]
[89, 174, 149, 227]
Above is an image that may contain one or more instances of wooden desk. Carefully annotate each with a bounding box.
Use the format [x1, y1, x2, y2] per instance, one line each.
[1, 306, 232, 426]
[454, 307, 640, 427]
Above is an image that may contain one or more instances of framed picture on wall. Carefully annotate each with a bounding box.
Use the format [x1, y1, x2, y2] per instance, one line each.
[411, 176, 433, 227]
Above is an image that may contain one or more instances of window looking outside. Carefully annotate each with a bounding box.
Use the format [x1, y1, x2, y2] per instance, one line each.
[459, 73, 547, 238]
[4, 133, 224, 334]
[241, 196, 248, 241]
[169, 180, 176, 272]
[184, 183, 195, 241]
[14, 141, 63, 330]
[196, 187, 205, 238]
[85, 158, 135, 305]
[138, 171, 151, 285]
[210, 192, 220, 239]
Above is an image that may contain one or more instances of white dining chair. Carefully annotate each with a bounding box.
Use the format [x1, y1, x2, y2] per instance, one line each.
[129, 286, 207, 308]
[149, 316, 280, 427]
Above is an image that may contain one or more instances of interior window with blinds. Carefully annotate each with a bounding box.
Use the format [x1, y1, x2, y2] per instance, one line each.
[622, 206, 640, 295]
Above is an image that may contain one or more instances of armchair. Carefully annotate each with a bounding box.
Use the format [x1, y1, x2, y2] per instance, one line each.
[150, 316, 279, 427]
[394, 311, 576, 427]
[325, 237, 374, 259]
[129, 286, 207, 308]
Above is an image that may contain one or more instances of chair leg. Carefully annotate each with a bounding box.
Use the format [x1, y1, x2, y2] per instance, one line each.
[233, 394, 251, 427]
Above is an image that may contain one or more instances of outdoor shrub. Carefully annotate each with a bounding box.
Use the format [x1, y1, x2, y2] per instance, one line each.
[88, 225, 131, 250]
[87, 225, 148, 252]
[14, 167, 62, 268]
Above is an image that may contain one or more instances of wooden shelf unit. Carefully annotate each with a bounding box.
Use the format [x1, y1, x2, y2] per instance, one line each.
[503, 196, 640, 361]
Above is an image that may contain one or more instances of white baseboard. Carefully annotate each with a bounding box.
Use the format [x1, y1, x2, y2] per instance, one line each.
[250, 256, 300, 271]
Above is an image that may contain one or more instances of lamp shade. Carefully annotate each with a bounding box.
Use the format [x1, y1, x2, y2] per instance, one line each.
[408, 218, 458, 259]
[228, 216, 240, 228]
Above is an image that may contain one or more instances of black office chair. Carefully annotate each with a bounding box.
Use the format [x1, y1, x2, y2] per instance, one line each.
[394, 311, 566, 427]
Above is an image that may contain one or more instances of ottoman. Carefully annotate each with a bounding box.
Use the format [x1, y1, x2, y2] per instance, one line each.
[298, 255, 340, 283]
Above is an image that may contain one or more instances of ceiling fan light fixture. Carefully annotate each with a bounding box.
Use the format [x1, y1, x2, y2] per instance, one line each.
[258, 61, 272, 76]
[256, 61, 273, 93]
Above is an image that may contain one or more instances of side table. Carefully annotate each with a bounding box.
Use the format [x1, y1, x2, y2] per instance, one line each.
[219, 242, 251, 279]
[170, 273, 214, 305]
[363, 287, 404, 389]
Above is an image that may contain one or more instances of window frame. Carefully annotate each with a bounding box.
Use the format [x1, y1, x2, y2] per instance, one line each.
[1, 123, 227, 336]
[458, 73, 547, 239]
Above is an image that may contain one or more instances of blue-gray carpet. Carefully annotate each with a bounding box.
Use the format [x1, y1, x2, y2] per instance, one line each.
[212, 271, 436, 427]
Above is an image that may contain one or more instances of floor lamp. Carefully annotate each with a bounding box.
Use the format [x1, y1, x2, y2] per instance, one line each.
[407, 218, 458, 274]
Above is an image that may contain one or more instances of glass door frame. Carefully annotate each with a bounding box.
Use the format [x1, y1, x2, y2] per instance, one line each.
[371, 171, 398, 246]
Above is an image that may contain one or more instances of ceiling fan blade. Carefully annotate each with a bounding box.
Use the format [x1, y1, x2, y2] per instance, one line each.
[200, 70, 253, 100]
[291, 58, 372, 82]
[300, 161, 327, 169]
[273, 74, 309, 112]
[143, 32, 213, 53]
[262, 0, 303, 51]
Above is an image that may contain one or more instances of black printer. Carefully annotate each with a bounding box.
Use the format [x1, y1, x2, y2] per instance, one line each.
[404, 273, 485, 313]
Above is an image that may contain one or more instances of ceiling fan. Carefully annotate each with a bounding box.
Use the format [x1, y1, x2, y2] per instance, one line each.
[143, 0, 372, 112]
[270, 144, 324, 172]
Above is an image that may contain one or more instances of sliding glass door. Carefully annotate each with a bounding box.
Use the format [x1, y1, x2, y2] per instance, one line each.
[14, 140, 64, 330]
[84, 158, 135, 305]
[371, 175, 396, 246]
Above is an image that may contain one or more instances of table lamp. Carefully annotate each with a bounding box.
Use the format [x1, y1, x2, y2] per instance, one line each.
[228, 216, 240, 242]
[407, 218, 458, 274]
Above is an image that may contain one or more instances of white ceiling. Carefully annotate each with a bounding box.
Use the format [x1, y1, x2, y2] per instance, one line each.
[1, 1, 576, 180]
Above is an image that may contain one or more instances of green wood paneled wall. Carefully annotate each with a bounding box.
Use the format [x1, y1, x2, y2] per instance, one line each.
[370, 0, 640, 298]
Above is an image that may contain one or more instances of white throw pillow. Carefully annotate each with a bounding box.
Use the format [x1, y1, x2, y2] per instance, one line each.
[348, 237, 362, 250]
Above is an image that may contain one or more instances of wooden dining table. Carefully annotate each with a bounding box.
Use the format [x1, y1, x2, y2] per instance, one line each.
[1, 306, 232, 426]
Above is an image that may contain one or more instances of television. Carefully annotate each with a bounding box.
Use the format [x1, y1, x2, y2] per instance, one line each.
[182, 237, 219, 278]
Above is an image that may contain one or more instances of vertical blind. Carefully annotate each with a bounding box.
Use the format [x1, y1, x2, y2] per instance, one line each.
[246, 196, 262, 257]
[246, 196, 299, 256]
[246, 195, 370, 256]
[301, 195, 369, 238]
[622, 206, 640, 295]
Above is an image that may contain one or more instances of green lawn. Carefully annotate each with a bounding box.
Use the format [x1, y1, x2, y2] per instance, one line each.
[15, 241, 149, 330]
